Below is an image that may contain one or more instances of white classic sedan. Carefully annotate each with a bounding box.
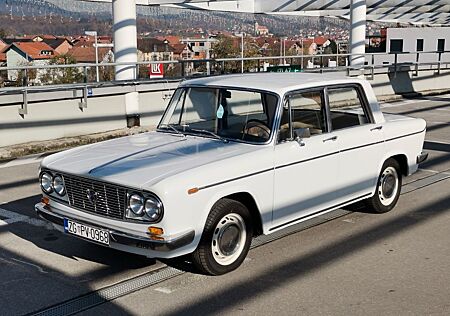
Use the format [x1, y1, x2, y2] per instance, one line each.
[36, 73, 427, 275]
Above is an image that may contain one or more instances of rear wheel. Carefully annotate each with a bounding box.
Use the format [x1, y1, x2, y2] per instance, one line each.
[192, 198, 253, 275]
[366, 158, 402, 213]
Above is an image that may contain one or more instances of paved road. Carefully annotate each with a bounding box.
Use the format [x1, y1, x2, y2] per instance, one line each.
[0, 95, 449, 315]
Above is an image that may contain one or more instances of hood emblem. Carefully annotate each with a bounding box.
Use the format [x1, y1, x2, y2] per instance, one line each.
[86, 189, 98, 205]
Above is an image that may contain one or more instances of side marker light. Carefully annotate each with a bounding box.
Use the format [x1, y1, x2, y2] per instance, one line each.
[188, 187, 199, 195]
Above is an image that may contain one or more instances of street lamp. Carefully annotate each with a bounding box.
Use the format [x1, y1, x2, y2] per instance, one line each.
[85, 30, 99, 82]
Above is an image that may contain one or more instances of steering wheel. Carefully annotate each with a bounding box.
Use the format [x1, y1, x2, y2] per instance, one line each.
[243, 119, 271, 140]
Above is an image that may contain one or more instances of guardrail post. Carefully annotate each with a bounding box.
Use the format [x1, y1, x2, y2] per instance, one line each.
[371, 66, 374, 80]
[19, 89, 28, 116]
[79, 86, 88, 110]
[257, 59, 261, 72]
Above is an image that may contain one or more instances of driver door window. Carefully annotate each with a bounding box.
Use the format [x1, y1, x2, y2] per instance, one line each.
[278, 90, 327, 142]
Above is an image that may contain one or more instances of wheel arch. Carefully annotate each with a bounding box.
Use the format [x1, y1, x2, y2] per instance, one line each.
[222, 192, 264, 237]
[388, 154, 408, 176]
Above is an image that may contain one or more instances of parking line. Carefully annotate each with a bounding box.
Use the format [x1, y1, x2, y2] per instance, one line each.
[0, 207, 53, 230]
[0, 154, 44, 169]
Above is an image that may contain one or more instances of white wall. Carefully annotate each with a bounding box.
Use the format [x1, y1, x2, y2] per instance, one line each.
[6, 49, 27, 80]
[373, 27, 450, 65]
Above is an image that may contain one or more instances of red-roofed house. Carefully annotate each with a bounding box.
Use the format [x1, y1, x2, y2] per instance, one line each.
[42, 38, 73, 55]
[255, 22, 270, 36]
[314, 36, 329, 46]
[171, 43, 193, 60]
[156, 36, 181, 45]
[68, 46, 113, 63]
[4, 42, 55, 81]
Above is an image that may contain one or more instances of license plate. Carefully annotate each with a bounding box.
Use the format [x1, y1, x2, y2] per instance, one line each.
[64, 219, 110, 245]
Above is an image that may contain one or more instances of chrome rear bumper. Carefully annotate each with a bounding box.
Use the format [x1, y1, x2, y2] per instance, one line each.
[417, 152, 429, 164]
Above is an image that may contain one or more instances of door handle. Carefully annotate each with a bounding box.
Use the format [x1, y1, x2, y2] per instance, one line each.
[323, 136, 338, 142]
[370, 126, 383, 131]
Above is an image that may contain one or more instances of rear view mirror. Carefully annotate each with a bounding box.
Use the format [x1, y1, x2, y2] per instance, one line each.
[222, 90, 232, 99]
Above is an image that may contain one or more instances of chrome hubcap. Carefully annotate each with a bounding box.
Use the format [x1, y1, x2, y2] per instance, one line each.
[378, 166, 399, 206]
[212, 213, 246, 266]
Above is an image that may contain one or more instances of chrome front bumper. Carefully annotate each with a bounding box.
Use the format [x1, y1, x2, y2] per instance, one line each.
[35, 203, 195, 254]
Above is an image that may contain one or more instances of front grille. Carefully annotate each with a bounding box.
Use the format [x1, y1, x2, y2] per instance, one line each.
[63, 174, 127, 220]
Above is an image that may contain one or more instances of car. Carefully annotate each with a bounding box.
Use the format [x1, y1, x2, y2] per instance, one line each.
[35, 73, 428, 275]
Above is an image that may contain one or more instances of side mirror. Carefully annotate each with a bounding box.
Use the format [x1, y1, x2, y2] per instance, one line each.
[294, 127, 311, 139]
[293, 128, 311, 146]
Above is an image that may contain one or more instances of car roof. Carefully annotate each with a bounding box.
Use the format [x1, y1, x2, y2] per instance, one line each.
[180, 72, 364, 95]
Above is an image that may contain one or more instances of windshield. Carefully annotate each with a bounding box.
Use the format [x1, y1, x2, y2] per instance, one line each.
[158, 87, 279, 143]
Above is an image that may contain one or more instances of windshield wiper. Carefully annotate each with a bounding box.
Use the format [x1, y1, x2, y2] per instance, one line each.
[188, 128, 229, 143]
[159, 124, 185, 137]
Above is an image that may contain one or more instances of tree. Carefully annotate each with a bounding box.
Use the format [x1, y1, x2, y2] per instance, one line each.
[41, 54, 84, 85]
[213, 35, 263, 73]
[213, 35, 239, 59]
[212, 35, 240, 73]
[14, 61, 37, 87]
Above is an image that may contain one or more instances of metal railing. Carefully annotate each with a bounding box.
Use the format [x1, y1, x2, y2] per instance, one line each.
[2, 50, 450, 86]
[2, 50, 450, 116]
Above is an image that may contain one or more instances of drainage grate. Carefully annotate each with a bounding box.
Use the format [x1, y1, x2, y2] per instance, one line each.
[30, 267, 184, 316]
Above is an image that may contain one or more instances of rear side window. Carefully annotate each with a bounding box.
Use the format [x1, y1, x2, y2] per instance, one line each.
[327, 87, 369, 130]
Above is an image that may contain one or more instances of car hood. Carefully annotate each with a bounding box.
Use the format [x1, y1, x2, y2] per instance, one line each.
[42, 131, 259, 189]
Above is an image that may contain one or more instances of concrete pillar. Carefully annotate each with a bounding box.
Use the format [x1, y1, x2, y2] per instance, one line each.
[113, 0, 137, 80]
[350, 0, 366, 67]
[112, 0, 140, 126]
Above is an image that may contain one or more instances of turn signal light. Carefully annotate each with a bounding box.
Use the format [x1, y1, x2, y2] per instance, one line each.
[149, 235, 165, 241]
[41, 196, 50, 205]
[188, 187, 199, 195]
[147, 226, 164, 236]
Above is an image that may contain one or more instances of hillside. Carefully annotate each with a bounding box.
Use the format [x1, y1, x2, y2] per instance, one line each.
[0, 0, 349, 37]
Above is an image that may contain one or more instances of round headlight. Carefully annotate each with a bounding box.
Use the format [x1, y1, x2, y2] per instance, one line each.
[129, 194, 144, 216]
[52, 175, 66, 196]
[145, 197, 163, 221]
[40, 172, 53, 194]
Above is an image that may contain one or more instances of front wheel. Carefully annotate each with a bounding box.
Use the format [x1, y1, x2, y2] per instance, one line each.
[192, 199, 253, 275]
[365, 158, 402, 213]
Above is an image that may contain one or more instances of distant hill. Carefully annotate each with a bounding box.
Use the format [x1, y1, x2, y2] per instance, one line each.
[0, 0, 349, 37]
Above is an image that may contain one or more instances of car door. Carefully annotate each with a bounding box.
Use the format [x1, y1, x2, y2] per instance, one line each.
[326, 85, 385, 203]
[272, 89, 339, 231]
